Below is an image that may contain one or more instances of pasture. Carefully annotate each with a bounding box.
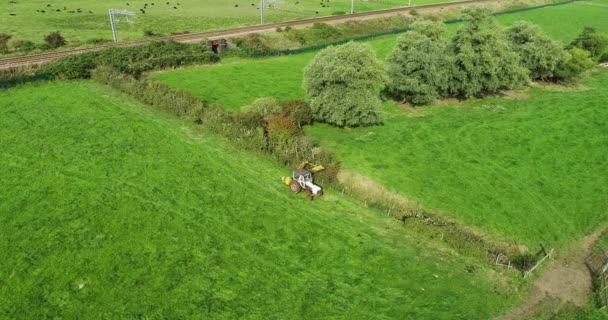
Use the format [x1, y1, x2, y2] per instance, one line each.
[153, 1, 608, 246]
[1, 0, 451, 46]
[0, 80, 519, 319]
[153, 1, 608, 110]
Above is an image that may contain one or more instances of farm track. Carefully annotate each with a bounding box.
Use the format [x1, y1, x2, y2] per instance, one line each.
[0, 0, 500, 70]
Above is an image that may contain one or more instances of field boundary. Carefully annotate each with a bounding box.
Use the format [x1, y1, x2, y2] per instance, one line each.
[246, 0, 576, 57]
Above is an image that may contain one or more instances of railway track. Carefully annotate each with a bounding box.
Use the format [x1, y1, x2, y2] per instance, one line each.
[0, 0, 499, 69]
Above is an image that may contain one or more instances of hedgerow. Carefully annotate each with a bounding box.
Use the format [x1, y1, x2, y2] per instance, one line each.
[43, 40, 219, 79]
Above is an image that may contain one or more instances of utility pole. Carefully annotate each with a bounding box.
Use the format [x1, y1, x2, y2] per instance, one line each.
[409, 0, 412, 7]
[109, 9, 135, 43]
[351, 0, 355, 14]
[260, 0, 265, 24]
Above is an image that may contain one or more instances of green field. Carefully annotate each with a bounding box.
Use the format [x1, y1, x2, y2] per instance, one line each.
[153, 1, 608, 246]
[0, 80, 520, 319]
[154, 1, 608, 110]
[307, 71, 608, 246]
[1, 0, 452, 46]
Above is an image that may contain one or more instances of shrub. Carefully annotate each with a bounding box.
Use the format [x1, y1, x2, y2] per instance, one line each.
[554, 48, 595, 80]
[8, 39, 36, 52]
[568, 27, 608, 60]
[304, 41, 386, 127]
[308, 23, 343, 42]
[510, 252, 536, 270]
[235, 33, 272, 54]
[42, 52, 100, 79]
[448, 7, 528, 98]
[44, 31, 66, 49]
[286, 29, 307, 46]
[505, 21, 567, 81]
[241, 98, 282, 118]
[0, 33, 12, 53]
[387, 20, 450, 105]
[279, 100, 313, 127]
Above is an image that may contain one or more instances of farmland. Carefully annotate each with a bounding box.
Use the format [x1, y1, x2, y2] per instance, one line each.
[0, 80, 520, 319]
[1, 0, 452, 46]
[153, 1, 608, 247]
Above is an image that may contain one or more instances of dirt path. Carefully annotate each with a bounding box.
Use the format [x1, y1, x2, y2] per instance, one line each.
[495, 226, 608, 320]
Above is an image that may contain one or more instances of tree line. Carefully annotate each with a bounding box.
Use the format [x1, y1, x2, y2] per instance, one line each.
[303, 7, 608, 127]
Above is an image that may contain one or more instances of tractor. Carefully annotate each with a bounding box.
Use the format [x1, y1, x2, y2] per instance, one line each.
[282, 161, 325, 200]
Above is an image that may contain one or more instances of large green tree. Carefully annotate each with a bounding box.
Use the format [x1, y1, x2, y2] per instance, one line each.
[303, 41, 386, 127]
[505, 21, 567, 81]
[448, 7, 528, 98]
[387, 20, 450, 105]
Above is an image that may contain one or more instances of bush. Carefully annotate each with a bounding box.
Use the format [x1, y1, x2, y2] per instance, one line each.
[279, 100, 313, 127]
[304, 42, 386, 127]
[554, 48, 595, 80]
[505, 21, 568, 81]
[568, 27, 608, 60]
[44, 31, 66, 49]
[309, 23, 343, 42]
[511, 252, 536, 270]
[8, 39, 36, 52]
[234, 33, 272, 54]
[448, 7, 528, 97]
[241, 98, 282, 118]
[387, 20, 450, 105]
[0, 33, 12, 53]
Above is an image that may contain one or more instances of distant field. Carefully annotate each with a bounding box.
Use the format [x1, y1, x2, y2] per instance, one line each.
[153, 2, 608, 247]
[0, 0, 452, 46]
[154, 1, 608, 110]
[0, 80, 519, 319]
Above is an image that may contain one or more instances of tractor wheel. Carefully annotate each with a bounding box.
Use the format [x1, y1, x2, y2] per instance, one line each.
[289, 181, 302, 193]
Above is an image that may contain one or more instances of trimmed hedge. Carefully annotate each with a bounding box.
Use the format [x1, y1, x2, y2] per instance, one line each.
[43, 40, 220, 79]
[91, 66, 203, 118]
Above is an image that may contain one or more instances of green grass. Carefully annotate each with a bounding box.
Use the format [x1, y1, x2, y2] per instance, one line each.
[153, 36, 398, 111]
[0, 0, 453, 46]
[153, 1, 608, 111]
[0, 80, 519, 319]
[307, 71, 608, 246]
[153, 2, 608, 246]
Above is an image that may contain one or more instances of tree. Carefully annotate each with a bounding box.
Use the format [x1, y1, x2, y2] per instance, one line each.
[0, 33, 12, 53]
[387, 20, 450, 105]
[568, 27, 608, 60]
[303, 42, 386, 127]
[44, 31, 66, 49]
[554, 48, 595, 81]
[448, 7, 528, 98]
[505, 21, 567, 81]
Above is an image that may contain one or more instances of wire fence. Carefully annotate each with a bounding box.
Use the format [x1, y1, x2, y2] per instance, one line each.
[248, 0, 576, 57]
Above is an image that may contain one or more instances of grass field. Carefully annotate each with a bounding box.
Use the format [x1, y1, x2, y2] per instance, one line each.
[307, 71, 608, 246]
[153, 1, 608, 111]
[153, 2, 608, 246]
[0, 80, 521, 319]
[0, 0, 452, 46]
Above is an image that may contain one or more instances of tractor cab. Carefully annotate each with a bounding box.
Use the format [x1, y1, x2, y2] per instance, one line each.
[282, 161, 325, 200]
